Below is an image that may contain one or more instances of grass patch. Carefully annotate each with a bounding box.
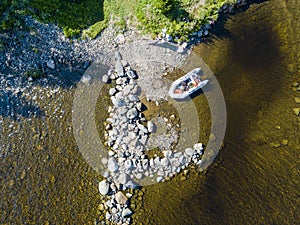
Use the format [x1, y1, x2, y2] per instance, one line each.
[1, 0, 236, 40]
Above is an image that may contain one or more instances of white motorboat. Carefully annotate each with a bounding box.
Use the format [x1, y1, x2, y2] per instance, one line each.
[168, 68, 209, 99]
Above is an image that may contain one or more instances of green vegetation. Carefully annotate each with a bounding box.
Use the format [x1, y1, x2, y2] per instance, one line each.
[1, 0, 236, 40]
[0, 0, 27, 31]
[23, 68, 43, 78]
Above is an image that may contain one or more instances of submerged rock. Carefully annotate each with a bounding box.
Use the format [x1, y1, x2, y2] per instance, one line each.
[46, 59, 55, 69]
[81, 74, 91, 85]
[293, 108, 300, 116]
[122, 208, 132, 217]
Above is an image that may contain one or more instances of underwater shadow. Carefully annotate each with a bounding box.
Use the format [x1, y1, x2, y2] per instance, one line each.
[0, 90, 44, 120]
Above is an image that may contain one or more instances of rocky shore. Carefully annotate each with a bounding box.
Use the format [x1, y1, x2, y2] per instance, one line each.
[90, 51, 205, 224]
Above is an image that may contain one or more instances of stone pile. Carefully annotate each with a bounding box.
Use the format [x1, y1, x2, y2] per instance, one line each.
[98, 52, 205, 224]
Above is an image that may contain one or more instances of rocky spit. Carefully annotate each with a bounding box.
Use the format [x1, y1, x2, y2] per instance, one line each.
[94, 52, 205, 224]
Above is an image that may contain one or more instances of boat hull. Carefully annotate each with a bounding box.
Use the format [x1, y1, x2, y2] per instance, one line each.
[168, 68, 209, 99]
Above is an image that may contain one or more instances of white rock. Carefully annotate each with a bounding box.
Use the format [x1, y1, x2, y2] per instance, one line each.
[105, 211, 111, 220]
[147, 121, 154, 133]
[135, 173, 143, 179]
[109, 88, 117, 96]
[98, 180, 110, 195]
[115, 191, 128, 205]
[136, 102, 142, 111]
[194, 143, 203, 151]
[124, 180, 139, 189]
[115, 33, 125, 45]
[118, 106, 128, 115]
[161, 158, 169, 167]
[185, 148, 194, 156]
[157, 176, 163, 182]
[121, 60, 129, 67]
[115, 51, 122, 60]
[126, 70, 137, 79]
[118, 173, 129, 184]
[108, 157, 119, 172]
[137, 123, 148, 133]
[47, 59, 55, 69]
[102, 74, 109, 83]
[115, 60, 124, 77]
[122, 208, 132, 217]
[166, 34, 172, 42]
[81, 74, 91, 84]
[126, 108, 138, 119]
[124, 159, 133, 169]
[163, 150, 172, 158]
[101, 157, 108, 165]
[122, 85, 131, 96]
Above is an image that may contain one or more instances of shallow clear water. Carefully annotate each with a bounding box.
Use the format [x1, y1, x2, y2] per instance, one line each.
[140, 0, 299, 224]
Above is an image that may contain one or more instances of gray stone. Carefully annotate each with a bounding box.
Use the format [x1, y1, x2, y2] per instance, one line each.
[111, 207, 118, 215]
[163, 150, 172, 158]
[118, 173, 129, 184]
[98, 180, 110, 195]
[124, 159, 133, 169]
[115, 98, 126, 108]
[126, 70, 137, 79]
[122, 85, 131, 96]
[118, 106, 128, 115]
[132, 85, 141, 95]
[121, 208, 132, 218]
[81, 74, 91, 85]
[161, 157, 169, 167]
[185, 148, 194, 156]
[115, 60, 124, 77]
[109, 88, 117, 96]
[126, 108, 138, 119]
[128, 94, 139, 102]
[124, 180, 139, 189]
[102, 74, 109, 83]
[157, 176, 163, 182]
[197, 30, 203, 37]
[116, 33, 125, 45]
[139, 135, 148, 145]
[115, 51, 122, 60]
[47, 59, 55, 69]
[83, 61, 90, 69]
[147, 121, 154, 133]
[136, 102, 143, 111]
[115, 191, 128, 205]
[105, 212, 111, 220]
[137, 123, 148, 134]
[110, 73, 116, 80]
[108, 157, 119, 172]
[121, 60, 129, 67]
[135, 173, 143, 179]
